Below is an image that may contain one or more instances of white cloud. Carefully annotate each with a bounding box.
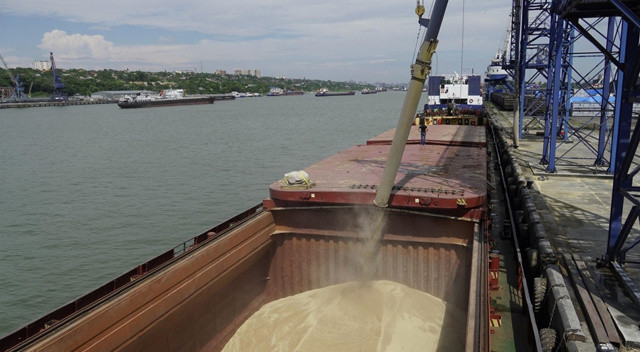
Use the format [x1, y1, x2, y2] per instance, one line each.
[38, 30, 115, 60]
[7, 1, 512, 81]
[1, 0, 409, 38]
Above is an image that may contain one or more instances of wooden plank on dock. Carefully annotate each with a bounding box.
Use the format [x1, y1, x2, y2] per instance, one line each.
[563, 253, 610, 344]
[572, 254, 621, 346]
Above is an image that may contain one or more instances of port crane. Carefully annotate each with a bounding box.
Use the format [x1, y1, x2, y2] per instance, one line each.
[50, 52, 67, 101]
[0, 52, 27, 101]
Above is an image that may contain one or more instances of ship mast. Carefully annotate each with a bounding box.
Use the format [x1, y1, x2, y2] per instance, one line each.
[374, 0, 449, 207]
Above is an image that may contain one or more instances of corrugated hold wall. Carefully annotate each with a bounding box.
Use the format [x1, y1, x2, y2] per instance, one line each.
[265, 232, 471, 311]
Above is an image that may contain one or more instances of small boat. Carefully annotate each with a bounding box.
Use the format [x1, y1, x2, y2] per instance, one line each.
[315, 88, 356, 97]
[117, 89, 214, 108]
[361, 88, 377, 95]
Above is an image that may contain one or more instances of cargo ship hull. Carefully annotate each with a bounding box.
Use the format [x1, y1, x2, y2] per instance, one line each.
[117, 96, 214, 108]
[314, 91, 355, 97]
[2, 123, 493, 352]
[266, 91, 304, 96]
[2, 206, 485, 352]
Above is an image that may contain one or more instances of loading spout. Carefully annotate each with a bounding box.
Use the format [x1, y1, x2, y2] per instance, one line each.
[373, 0, 449, 207]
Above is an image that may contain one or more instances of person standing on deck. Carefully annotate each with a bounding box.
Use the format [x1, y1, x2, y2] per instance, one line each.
[419, 114, 428, 145]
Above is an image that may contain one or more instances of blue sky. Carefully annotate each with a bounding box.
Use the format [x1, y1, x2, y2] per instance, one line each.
[0, 0, 512, 82]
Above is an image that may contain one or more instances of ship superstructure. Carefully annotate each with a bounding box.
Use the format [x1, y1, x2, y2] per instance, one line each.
[426, 73, 483, 111]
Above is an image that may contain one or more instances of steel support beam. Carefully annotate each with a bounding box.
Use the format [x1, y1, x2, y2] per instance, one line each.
[547, 17, 564, 171]
[561, 26, 574, 143]
[610, 0, 640, 29]
[607, 20, 640, 261]
[542, 10, 572, 172]
[510, 0, 555, 143]
[595, 18, 616, 166]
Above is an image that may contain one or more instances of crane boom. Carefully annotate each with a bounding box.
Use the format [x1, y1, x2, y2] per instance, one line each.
[0, 52, 27, 101]
[50, 52, 67, 101]
[0, 52, 18, 86]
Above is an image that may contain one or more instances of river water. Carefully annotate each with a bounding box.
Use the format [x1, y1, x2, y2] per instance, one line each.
[0, 91, 429, 336]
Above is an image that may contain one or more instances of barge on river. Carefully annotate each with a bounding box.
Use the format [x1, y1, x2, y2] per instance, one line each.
[315, 88, 356, 97]
[117, 89, 214, 108]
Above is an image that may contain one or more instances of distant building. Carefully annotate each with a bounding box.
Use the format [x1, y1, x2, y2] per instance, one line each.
[234, 69, 261, 78]
[215, 70, 227, 75]
[32, 60, 51, 71]
[175, 70, 194, 74]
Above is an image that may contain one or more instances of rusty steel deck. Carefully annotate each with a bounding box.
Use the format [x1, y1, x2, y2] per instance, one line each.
[367, 125, 486, 147]
[269, 140, 487, 219]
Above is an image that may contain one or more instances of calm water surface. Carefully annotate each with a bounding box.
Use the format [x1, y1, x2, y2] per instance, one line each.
[0, 92, 428, 336]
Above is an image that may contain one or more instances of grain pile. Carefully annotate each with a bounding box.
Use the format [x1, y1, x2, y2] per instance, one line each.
[222, 280, 465, 352]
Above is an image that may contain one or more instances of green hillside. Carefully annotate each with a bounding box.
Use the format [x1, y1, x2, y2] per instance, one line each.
[0, 68, 379, 97]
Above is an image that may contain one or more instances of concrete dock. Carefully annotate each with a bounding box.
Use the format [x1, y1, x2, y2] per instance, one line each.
[490, 103, 640, 351]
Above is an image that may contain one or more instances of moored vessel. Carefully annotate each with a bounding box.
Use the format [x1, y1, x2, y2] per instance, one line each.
[485, 48, 508, 81]
[0, 122, 492, 352]
[315, 88, 355, 97]
[265, 87, 304, 96]
[117, 89, 214, 108]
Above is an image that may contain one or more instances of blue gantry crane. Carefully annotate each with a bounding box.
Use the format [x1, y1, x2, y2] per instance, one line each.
[49, 52, 67, 101]
[506, 0, 640, 304]
[552, 0, 640, 248]
[507, 0, 554, 144]
[0, 52, 27, 101]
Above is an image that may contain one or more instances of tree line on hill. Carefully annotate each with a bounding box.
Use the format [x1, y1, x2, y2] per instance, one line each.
[0, 68, 378, 97]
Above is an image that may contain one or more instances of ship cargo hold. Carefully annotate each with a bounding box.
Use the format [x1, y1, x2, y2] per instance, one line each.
[1, 120, 519, 352]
